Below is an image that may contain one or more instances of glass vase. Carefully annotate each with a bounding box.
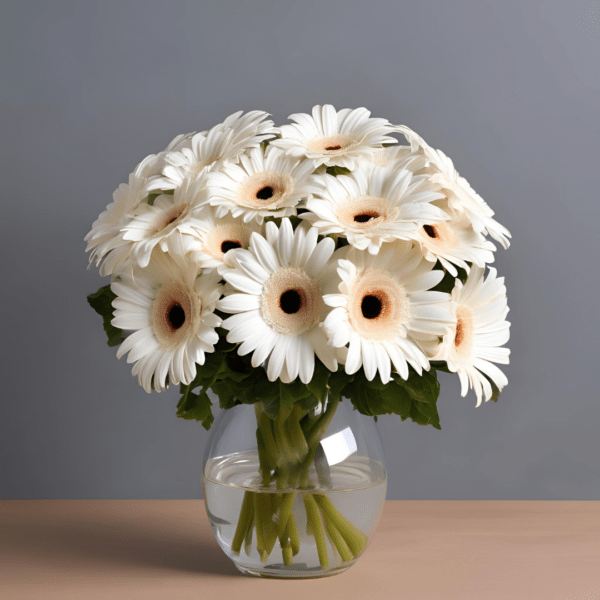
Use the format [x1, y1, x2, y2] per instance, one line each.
[202, 397, 387, 578]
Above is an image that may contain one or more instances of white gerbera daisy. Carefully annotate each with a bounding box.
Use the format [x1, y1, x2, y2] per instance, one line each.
[302, 160, 448, 255]
[271, 105, 397, 169]
[111, 251, 223, 393]
[413, 202, 497, 276]
[121, 175, 210, 268]
[85, 154, 158, 277]
[218, 219, 339, 384]
[323, 244, 454, 383]
[186, 206, 263, 272]
[142, 131, 199, 189]
[150, 111, 276, 191]
[207, 146, 315, 224]
[395, 125, 511, 249]
[430, 266, 510, 406]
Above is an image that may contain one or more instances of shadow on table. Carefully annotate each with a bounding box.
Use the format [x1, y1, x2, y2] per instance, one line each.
[2, 510, 240, 577]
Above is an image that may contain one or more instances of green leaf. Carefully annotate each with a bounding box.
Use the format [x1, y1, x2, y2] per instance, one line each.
[346, 370, 442, 430]
[210, 379, 238, 411]
[288, 215, 303, 229]
[306, 360, 331, 403]
[296, 395, 319, 412]
[430, 361, 452, 373]
[174, 336, 443, 429]
[327, 369, 352, 403]
[176, 387, 214, 430]
[87, 285, 126, 347]
[430, 261, 468, 294]
[146, 192, 160, 206]
[279, 379, 312, 414]
[326, 165, 351, 177]
[395, 368, 440, 401]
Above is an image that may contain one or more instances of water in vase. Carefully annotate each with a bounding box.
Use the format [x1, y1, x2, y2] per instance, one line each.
[203, 451, 387, 577]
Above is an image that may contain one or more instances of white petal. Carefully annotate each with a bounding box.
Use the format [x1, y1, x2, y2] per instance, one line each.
[223, 271, 264, 295]
[218, 293, 260, 313]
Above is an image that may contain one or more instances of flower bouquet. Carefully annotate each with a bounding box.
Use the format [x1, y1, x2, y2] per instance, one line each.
[86, 105, 511, 577]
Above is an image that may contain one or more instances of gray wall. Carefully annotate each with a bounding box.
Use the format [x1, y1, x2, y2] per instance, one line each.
[1, 0, 599, 500]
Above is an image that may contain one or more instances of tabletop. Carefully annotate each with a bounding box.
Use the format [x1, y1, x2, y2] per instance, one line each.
[1, 500, 599, 600]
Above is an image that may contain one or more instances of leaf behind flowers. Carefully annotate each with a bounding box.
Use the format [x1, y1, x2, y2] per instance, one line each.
[87, 285, 126, 347]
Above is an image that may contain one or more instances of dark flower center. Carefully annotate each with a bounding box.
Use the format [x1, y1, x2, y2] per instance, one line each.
[256, 186, 274, 200]
[280, 289, 302, 314]
[221, 240, 242, 253]
[162, 205, 186, 229]
[361, 295, 383, 319]
[167, 303, 186, 330]
[423, 225, 438, 239]
[325, 144, 342, 151]
[354, 212, 379, 223]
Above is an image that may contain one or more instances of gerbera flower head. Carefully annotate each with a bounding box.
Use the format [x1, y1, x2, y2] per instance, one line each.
[111, 251, 223, 393]
[271, 105, 397, 169]
[207, 145, 315, 224]
[302, 159, 448, 255]
[413, 202, 497, 276]
[323, 243, 454, 383]
[149, 111, 276, 191]
[121, 174, 210, 268]
[85, 154, 159, 277]
[186, 205, 264, 272]
[218, 219, 339, 384]
[395, 125, 511, 249]
[429, 266, 510, 406]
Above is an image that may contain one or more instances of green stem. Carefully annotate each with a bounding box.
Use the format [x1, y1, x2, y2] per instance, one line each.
[256, 429, 272, 487]
[277, 492, 296, 541]
[287, 405, 309, 462]
[253, 492, 266, 561]
[303, 494, 329, 567]
[231, 491, 254, 555]
[244, 512, 254, 556]
[288, 511, 300, 556]
[254, 492, 280, 562]
[313, 494, 368, 557]
[282, 543, 293, 566]
[256, 408, 278, 463]
[262, 493, 281, 560]
[323, 518, 353, 563]
[299, 396, 340, 488]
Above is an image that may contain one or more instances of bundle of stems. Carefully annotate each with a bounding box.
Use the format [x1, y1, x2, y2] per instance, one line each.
[230, 398, 368, 567]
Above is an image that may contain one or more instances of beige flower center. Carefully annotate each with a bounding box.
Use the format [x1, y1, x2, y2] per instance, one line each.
[348, 269, 409, 340]
[260, 268, 324, 335]
[152, 281, 197, 348]
[421, 222, 458, 251]
[238, 172, 291, 209]
[308, 134, 357, 155]
[336, 196, 395, 230]
[156, 203, 189, 233]
[454, 304, 474, 356]
[203, 223, 253, 261]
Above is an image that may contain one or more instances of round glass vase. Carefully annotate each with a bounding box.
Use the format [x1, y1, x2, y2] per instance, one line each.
[202, 397, 387, 579]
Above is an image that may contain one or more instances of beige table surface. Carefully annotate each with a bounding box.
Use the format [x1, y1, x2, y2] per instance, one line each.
[1, 500, 599, 600]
